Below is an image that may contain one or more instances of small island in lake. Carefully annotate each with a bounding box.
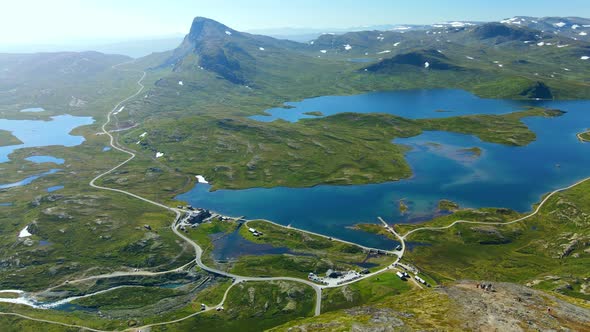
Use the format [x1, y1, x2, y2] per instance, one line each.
[398, 199, 409, 215]
[578, 130, 590, 142]
[438, 199, 460, 212]
[457, 147, 482, 158]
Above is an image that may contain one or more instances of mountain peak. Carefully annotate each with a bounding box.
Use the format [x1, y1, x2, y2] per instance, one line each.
[188, 17, 234, 42]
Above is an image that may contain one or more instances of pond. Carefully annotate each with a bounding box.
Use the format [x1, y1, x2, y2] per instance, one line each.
[0, 169, 61, 189]
[210, 228, 301, 261]
[47, 185, 64, 193]
[25, 156, 65, 164]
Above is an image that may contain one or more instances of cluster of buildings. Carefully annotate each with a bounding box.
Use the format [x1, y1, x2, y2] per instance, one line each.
[177, 206, 215, 232]
[247, 227, 263, 237]
[368, 248, 390, 256]
[175, 203, 238, 234]
[186, 208, 212, 224]
[177, 205, 213, 226]
[307, 272, 325, 284]
[395, 269, 430, 286]
[414, 275, 428, 285]
[308, 269, 370, 286]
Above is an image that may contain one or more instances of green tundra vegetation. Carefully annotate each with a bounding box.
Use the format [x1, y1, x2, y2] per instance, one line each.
[457, 147, 482, 157]
[115, 107, 563, 191]
[398, 180, 590, 301]
[302, 111, 324, 116]
[0, 279, 315, 332]
[149, 281, 316, 332]
[437, 199, 461, 212]
[185, 218, 393, 279]
[1, 16, 590, 331]
[0, 129, 22, 146]
[320, 271, 413, 313]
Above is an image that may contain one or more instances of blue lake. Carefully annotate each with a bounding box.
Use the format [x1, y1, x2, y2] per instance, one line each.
[0, 169, 61, 189]
[26, 156, 65, 165]
[210, 229, 296, 261]
[250, 89, 535, 122]
[0, 114, 94, 163]
[178, 90, 590, 249]
[47, 185, 64, 193]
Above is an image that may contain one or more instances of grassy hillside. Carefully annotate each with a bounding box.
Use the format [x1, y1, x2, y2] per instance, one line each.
[0, 129, 22, 146]
[110, 107, 562, 191]
[272, 281, 590, 331]
[150, 280, 316, 332]
[103, 18, 590, 193]
[273, 177, 590, 330]
[0, 16, 589, 331]
[398, 179, 590, 301]
[0, 52, 138, 121]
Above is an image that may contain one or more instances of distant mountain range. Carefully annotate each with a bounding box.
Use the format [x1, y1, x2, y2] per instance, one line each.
[2, 16, 589, 58]
[0, 36, 184, 58]
[247, 17, 590, 43]
[499, 16, 590, 41]
[3, 15, 590, 101]
[155, 15, 590, 100]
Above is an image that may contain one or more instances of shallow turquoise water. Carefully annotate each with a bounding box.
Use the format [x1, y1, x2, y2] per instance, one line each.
[178, 90, 590, 249]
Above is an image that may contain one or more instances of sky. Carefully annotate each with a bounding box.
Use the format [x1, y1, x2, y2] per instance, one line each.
[2, 0, 590, 44]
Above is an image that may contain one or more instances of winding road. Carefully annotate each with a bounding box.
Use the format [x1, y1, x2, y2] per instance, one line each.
[85, 63, 326, 319]
[400, 174, 590, 240]
[2, 60, 590, 331]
